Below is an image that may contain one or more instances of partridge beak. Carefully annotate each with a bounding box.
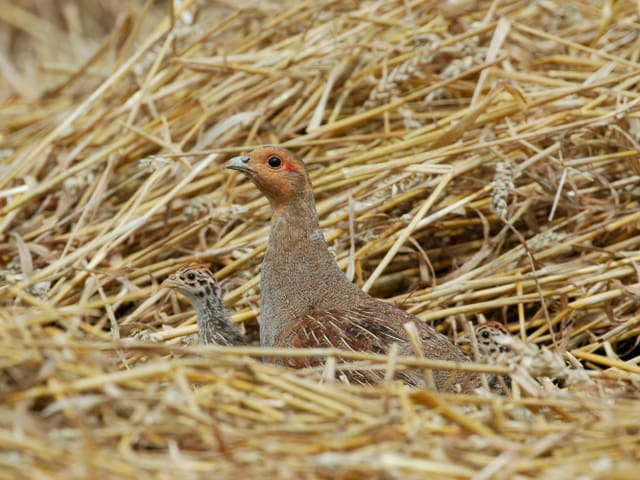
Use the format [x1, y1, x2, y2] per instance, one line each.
[226, 155, 252, 173]
[161, 275, 179, 289]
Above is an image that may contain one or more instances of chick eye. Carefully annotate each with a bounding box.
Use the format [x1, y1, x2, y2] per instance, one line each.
[267, 156, 281, 168]
[187, 272, 196, 280]
[481, 330, 491, 339]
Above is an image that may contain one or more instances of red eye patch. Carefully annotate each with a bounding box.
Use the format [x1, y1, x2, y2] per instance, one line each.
[284, 162, 296, 172]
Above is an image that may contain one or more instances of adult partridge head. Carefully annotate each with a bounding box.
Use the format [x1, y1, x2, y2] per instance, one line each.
[162, 264, 246, 346]
[226, 146, 312, 212]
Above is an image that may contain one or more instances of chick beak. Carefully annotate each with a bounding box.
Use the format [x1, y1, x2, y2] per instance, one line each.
[225, 155, 252, 173]
[161, 275, 179, 289]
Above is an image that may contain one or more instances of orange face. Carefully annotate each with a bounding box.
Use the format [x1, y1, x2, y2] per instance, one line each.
[226, 146, 310, 209]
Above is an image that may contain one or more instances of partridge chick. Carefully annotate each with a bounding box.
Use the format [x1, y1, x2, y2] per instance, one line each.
[227, 146, 481, 392]
[459, 321, 512, 393]
[475, 321, 512, 357]
[162, 264, 246, 346]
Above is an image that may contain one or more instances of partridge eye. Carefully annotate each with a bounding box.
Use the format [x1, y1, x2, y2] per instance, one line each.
[481, 330, 490, 338]
[187, 272, 196, 280]
[267, 156, 281, 168]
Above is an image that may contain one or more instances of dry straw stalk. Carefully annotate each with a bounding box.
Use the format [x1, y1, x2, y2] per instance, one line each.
[1, 0, 640, 478]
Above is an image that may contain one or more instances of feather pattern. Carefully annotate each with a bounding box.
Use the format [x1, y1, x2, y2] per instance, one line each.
[162, 264, 246, 346]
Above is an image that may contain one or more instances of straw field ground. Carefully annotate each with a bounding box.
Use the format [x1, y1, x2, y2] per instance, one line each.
[1, 0, 640, 478]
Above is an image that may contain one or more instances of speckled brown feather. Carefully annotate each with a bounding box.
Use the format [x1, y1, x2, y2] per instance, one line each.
[162, 264, 246, 346]
[476, 321, 511, 356]
[274, 305, 479, 390]
[227, 146, 482, 392]
[473, 321, 511, 393]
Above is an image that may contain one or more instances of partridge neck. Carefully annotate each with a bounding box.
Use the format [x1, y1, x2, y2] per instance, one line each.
[193, 295, 226, 344]
[194, 296, 224, 320]
[260, 193, 363, 345]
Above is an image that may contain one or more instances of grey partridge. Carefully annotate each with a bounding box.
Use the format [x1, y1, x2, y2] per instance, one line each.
[162, 263, 247, 346]
[227, 146, 481, 392]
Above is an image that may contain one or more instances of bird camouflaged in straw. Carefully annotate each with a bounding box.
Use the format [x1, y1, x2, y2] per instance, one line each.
[475, 321, 512, 357]
[459, 321, 513, 393]
[162, 263, 247, 346]
[227, 146, 483, 392]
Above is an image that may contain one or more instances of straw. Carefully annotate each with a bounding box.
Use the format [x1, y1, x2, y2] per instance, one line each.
[2, 0, 640, 477]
